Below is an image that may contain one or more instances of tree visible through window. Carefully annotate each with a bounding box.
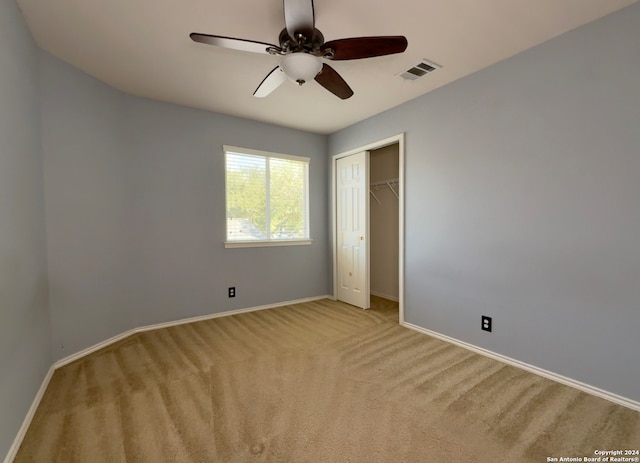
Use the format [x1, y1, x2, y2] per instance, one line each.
[224, 146, 310, 245]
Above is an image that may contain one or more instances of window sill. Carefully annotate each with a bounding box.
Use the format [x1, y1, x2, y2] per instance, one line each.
[225, 239, 313, 249]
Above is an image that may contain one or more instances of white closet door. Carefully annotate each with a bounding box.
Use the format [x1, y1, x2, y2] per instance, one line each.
[336, 151, 369, 309]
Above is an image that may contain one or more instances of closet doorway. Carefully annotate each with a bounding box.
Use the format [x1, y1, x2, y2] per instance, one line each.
[332, 134, 405, 322]
[369, 144, 400, 304]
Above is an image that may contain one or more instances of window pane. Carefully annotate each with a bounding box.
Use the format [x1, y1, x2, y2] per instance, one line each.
[226, 153, 267, 240]
[224, 146, 310, 244]
[270, 158, 306, 239]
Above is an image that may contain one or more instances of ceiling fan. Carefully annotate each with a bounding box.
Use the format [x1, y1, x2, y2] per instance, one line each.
[190, 0, 408, 99]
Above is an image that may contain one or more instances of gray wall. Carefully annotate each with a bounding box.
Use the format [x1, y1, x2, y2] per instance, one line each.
[40, 52, 131, 360]
[124, 98, 329, 329]
[0, 0, 52, 456]
[39, 53, 329, 360]
[329, 3, 640, 402]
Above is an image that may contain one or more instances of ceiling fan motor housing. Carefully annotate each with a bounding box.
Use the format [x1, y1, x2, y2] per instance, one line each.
[278, 27, 325, 54]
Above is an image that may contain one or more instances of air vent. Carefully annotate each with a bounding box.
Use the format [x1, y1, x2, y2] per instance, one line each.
[397, 59, 441, 81]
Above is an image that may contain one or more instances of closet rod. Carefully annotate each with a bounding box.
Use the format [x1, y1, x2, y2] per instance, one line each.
[370, 178, 399, 188]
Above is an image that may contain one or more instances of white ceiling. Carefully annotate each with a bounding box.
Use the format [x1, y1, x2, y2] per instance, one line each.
[16, 0, 637, 134]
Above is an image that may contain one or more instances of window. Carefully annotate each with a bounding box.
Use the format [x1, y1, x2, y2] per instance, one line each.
[224, 145, 311, 248]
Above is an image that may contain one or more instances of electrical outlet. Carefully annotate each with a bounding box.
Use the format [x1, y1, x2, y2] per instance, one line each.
[482, 316, 492, 332]
[228, 287, 236, 298]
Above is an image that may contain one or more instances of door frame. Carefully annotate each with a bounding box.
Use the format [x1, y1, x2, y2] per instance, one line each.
[331, 133, 405, 323]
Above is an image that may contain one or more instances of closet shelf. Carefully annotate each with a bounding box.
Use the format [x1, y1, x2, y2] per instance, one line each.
[370, 178, 399, 204]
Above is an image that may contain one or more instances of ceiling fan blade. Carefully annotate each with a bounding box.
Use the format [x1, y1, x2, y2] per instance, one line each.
[322, 36, 408, 60]
[314, 64, 353, 100]
[283, 0, 315, 42]
[190, 33, 279, 54]
[253, 66, 287, 97]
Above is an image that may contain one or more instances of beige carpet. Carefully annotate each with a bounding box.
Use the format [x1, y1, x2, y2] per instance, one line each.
[15, 297, 640, 462]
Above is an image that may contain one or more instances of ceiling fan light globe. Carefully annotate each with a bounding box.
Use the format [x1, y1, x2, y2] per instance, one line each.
[280, 53, 322, 85]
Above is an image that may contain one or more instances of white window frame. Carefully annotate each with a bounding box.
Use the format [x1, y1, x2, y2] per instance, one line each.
[223, 145, 312, 248]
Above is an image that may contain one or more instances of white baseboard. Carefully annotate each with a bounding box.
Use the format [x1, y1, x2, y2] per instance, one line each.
[54, 329, 138, 369]
[5, 295, 331, 463]
[3, 366, 55, 463]
[134, 295, 332, 334]
[370, 291, 399, 302]
[402, 321, 640, 412]
[55, 295, 332, 369]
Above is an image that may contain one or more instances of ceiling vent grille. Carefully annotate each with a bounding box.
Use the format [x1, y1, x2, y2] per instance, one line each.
[397, 59, 441, 81]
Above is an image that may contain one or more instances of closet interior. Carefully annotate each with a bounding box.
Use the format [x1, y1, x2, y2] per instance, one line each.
[369, 143, 400, 302]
